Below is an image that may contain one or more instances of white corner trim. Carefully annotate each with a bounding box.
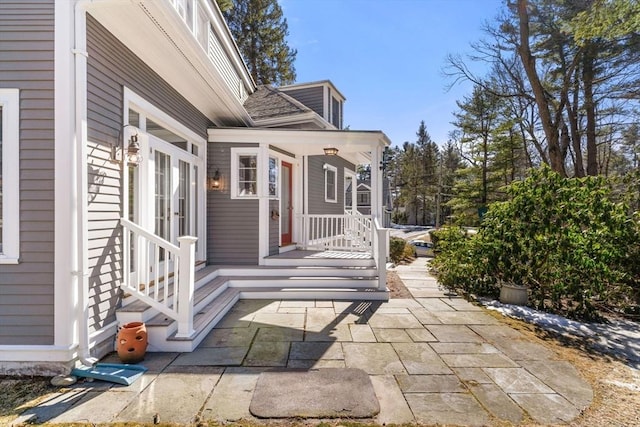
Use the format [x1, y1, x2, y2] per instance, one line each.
[53, 0, 78, 348]
[0, 344, 76, 362]
[0, 89, 20, 264]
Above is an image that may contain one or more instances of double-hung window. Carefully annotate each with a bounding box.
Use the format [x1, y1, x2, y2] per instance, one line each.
[0, 89, 20, 264]
[231, 148, 259, 199]
[324, 164, 337, 203]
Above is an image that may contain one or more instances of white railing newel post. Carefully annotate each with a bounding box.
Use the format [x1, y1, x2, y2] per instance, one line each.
[175, 236, 198, 338]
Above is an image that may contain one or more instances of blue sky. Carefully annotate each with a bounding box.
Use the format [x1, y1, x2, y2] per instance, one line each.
[281, 0, 505, 147]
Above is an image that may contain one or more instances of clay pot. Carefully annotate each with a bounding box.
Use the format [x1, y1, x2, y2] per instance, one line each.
[116, 322, 148, 363]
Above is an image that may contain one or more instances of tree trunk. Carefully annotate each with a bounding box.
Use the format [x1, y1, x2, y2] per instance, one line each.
[583, 42, 598, 175]
[516, 0, 565, 175]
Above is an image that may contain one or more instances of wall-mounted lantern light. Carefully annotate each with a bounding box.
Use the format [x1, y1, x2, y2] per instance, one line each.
[111, 127, 142, 167]
[323, 147, 339, 156]
[208, 169, 221, 190]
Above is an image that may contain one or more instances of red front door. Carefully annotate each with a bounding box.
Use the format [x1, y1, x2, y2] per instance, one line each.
[281, 161, 293, 245]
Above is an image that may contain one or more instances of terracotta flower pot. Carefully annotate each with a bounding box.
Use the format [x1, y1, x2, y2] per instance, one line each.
[116, 322, 148, 363]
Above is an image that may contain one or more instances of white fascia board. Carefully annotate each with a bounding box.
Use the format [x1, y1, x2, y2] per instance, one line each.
[208, 128, 391, 150]
[252, 112, 334, 130]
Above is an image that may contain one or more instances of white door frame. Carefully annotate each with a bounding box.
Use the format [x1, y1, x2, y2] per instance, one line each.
[123, 87, 207, 262]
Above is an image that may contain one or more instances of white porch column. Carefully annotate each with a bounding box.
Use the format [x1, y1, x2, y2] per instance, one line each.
[370, 145, 383, 221]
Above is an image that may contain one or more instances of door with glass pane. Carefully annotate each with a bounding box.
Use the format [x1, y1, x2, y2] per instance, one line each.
[149, 135, 199, 259]
[281, 161, 293, 245]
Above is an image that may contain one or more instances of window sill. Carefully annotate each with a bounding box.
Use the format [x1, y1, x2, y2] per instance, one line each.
[0, 256, 20, 265]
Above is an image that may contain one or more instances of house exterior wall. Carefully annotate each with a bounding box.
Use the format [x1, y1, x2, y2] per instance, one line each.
[207, 142, 260, 264]
[280, 86, 324, 118]
[307, 155, 355, 215]
[85, 14, 212, 332]
[0, 0, 55, 345]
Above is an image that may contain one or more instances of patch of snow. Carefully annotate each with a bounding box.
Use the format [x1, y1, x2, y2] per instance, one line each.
[479, 298, 640, 370]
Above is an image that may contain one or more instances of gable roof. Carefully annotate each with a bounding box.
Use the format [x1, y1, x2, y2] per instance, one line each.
[244, 85, 312, 120]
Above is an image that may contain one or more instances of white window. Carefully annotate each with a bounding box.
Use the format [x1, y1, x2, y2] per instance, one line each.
[231, 148, 259, 199]
[268, 157, 278, 198]
[324, 164, 337, 203]
[0, 89, 20, 264]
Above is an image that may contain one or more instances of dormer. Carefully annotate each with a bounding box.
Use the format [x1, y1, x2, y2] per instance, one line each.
[279, 80, 345, 129]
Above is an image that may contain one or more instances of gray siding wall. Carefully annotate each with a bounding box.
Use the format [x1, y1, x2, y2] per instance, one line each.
[269, 199, 279, 255]
[307, 155, 355, 215]
[0, 0, 55, 345]
[280, 86, 324, 118]
[86, 14, 212, 332]
[207, 143, 259, 264]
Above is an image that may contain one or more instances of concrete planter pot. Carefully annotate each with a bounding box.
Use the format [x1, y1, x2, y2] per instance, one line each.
[499, 283, 528, 305]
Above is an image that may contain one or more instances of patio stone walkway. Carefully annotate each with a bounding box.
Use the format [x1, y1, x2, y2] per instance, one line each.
[14, 259, 593, 426]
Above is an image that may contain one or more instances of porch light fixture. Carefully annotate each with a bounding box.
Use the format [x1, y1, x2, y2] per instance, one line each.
[208, 169, 221, 190]
[126, 133, 142, 166]
[323, 147, 339, 156]
[111, 126, 142, 167]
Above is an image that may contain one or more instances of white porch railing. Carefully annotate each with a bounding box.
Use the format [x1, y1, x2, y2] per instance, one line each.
[298, 213, 372, 252]
[120, 218, 197, 338]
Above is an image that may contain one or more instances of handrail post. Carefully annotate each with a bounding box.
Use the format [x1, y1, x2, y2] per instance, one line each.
[374, 219, 388, 291]
[175, 236, 198, 338]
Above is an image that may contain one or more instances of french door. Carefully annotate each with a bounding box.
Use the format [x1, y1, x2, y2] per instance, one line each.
[147, 134, 203, 258]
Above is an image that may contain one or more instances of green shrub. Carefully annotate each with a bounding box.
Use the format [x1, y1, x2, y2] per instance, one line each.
[389, 236, 416, 264]
[431, 166, 640, 321]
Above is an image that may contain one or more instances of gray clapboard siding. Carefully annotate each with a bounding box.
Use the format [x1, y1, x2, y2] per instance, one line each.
[280, 86, 324, 118]
[85, 14, 213, 331]
[0, 0, 55, 345]
[307, 155, 355, 215]
[207, 143, 260, 264]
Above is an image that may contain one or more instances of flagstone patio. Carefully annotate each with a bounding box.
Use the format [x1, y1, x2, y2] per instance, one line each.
[14, 260, 593, 426]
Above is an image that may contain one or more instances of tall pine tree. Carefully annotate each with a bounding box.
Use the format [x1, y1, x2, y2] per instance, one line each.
[220, 0, 297, 85]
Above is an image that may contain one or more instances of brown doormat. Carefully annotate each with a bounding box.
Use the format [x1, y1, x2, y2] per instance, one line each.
[249, 368, 380, 418]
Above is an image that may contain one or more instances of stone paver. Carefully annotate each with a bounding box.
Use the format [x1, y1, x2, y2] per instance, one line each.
[405, 392, 490, 426]
[483, 367, 555, 393]
[289, 341, 343, 360]
[255, 326, 304, 342]
[393, 342, 452, 374]
[427, 325, 484, 342]
[510, 393, 581, 424]
[440, 353, 519, 368]
[432, 310, 499, 325]
[519, 360, 593, 408]
[172, 346, 248, 366]
[367, 312, 422, 329]
[200, 327, 257, 347]
[372, 328, 413, 342]
[467, 382, 524, 424]
[116, 366, 222, 424]
[430, 342, 500, 354]
[244, 341, 290, 367]
[370, 375, 415, 424]
[350, 324, 377, 342]
[201, 367, 261, 422]
[343, 343, 406, 374]
[406, 328, 437, 342]
[396, 374, 466, 392]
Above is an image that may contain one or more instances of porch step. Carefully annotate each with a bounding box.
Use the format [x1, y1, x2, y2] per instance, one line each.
[263, 252, 375, 268]
[146, 287, 241, 353]
[238, 287, 389, 301]
[116, 260, 387, 353]
[116, 274, 228, 324]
